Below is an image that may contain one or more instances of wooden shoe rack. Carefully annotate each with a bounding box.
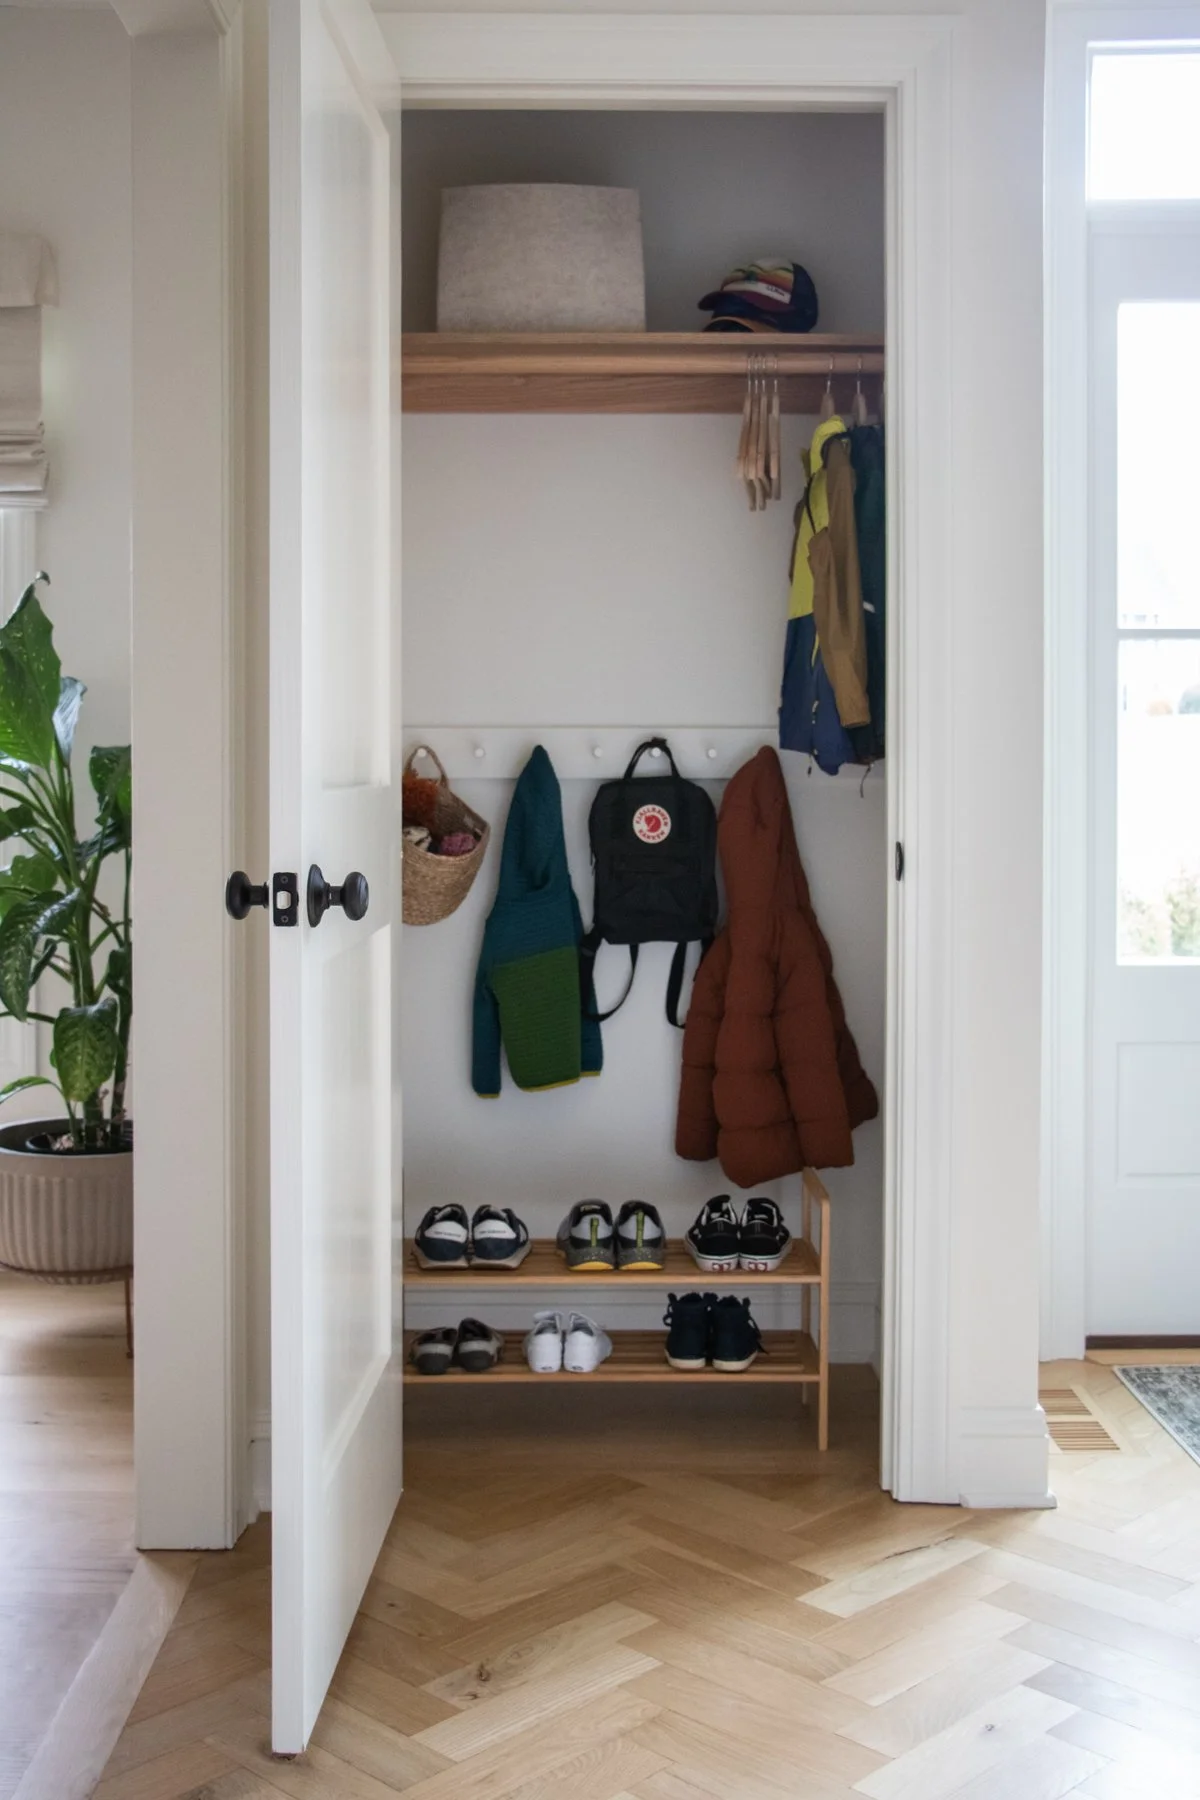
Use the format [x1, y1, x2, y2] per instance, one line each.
[403, 1168, 833, 1449]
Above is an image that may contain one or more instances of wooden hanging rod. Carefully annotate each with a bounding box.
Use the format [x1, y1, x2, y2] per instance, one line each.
[401, 331, 884, 415]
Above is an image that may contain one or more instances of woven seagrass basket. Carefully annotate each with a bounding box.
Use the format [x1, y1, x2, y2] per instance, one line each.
[402, 748, 490, 926]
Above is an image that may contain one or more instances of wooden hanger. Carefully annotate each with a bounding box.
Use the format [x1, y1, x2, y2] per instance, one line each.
[819, 355, 835, 423]
[735, 356, 756, 508]
[851, 356, 869, 428]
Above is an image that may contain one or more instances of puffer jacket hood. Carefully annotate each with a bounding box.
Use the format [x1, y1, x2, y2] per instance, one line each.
[676, 747, 877, 1185]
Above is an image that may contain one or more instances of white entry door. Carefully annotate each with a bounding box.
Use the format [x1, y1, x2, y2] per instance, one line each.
[1089, 224, 1200, 1336]
[268, 0, 401, 1753]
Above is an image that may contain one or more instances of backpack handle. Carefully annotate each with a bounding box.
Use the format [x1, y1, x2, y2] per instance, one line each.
[623, 736, 681, 779]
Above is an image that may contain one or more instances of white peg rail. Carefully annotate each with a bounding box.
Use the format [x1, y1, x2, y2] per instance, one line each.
[403, 727, 779, 782]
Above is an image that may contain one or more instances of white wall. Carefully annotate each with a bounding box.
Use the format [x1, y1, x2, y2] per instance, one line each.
[402, 108, 885, 332]
[400, 105, 887, 1359]
[0, 7, 132, 1085]
[387, 0, 1048, 1506]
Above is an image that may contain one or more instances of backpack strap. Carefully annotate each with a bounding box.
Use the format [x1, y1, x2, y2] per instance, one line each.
[581, 929, 639, 1023]
[623, 736, 681, 779]
[665, 936, 714, 1029]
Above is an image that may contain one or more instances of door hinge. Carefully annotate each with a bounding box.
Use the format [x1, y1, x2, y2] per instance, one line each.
[894, 841, 905, 881]
[272, 871, 300, 927]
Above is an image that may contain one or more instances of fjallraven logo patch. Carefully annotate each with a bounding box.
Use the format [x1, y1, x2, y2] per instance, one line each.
[633, 804, 671, 844]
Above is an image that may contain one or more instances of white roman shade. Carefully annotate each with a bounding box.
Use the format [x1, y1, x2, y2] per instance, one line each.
[0, 232, 57, 508]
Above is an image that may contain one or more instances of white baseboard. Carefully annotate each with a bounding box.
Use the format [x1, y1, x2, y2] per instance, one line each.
[957, 1404, 1056, 1509]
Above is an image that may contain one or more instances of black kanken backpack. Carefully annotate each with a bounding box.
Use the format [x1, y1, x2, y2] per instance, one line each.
[581, 737, 719, 1027]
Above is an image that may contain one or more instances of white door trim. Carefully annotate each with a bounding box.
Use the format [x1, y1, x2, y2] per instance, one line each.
[129, 4, 247, 1548]
[1043, 2, 1200, 1360]
[382, 10, 958, 1501]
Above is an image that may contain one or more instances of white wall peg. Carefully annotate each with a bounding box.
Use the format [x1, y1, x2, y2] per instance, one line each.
[402, 728, 820, 783]
[650, 745, 662, 758]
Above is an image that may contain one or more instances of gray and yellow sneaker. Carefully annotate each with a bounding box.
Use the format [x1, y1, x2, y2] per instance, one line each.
[615, 1200, 666, 1270]
[556, 1200, 615, 1271]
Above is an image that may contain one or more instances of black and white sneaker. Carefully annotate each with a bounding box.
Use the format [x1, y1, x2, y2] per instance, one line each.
[710, 1296, 763, 1373]
[453, 1318, 504, 1373]
[739, 1198, 792, 1272]
[409, 1326, 457, 1375]
[469, 1205, 531, 1269]
[414, 1204, 470, 1269]
[685, 1196, 740, 1273]
[615, 1200, 666, 1270]
[556, 1201, 615, 1271]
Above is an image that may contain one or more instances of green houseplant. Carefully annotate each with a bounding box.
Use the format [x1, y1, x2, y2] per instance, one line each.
[0, 574, 133, 1292]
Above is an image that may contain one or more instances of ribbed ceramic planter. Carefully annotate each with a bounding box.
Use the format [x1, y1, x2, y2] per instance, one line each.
[0, 1118, 132, 1284]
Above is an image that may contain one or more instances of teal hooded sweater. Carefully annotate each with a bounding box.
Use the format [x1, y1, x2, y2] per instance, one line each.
[472, 746, 603, 1095]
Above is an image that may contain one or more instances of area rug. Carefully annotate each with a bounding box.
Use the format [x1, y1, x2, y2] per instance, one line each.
[1113, 1365, 1200, 1466]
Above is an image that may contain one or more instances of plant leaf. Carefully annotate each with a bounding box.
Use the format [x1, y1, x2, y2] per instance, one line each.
[0, 895, 49, 1021]
[89, 745, 131, 846]
[53, 999, 119, 1103]
[0, 803, 35, 840]
[53, 677, 86, 762]
[36, 889, 79, 938]
[0, 1074, 57, 1109]
[0, 585, 61, 770]
[105, 944, 131, 1000]
[0, 853, 61, 896]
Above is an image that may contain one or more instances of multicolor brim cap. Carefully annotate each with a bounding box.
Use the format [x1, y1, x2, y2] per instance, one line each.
[698, 261, 819, 334]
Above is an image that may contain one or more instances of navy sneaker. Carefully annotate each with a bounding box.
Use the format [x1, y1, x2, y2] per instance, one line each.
[469, 1205, 531, 1269]
[664, 1291, 715, 1371]
[414, 1204, 470, 1269]
[685, 1196, 740, 1274]
[710, 1295, 763, 1373]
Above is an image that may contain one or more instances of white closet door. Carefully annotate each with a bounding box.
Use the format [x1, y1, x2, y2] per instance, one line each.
[268, 0, 400, 1753]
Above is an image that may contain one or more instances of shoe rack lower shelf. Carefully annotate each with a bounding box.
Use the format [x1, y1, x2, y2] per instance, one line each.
[402, 1328, 820, 1383]
[402, 1238, 820, 1287]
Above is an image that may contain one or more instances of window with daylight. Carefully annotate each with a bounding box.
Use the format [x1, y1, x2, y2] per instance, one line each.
[1090, 51, 1200, 201]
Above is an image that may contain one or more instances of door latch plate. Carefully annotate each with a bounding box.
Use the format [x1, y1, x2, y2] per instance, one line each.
[273, 871, 300, 927]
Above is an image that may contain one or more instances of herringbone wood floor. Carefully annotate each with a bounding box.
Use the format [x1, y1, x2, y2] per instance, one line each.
[95, 1355, 1200, 1800]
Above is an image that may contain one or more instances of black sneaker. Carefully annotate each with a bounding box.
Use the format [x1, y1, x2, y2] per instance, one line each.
[739, 1198, 792, 1272]
[685, 1196, 740, 1274]
[615, 1200, 666, 1270]
[710, 1296, 763, 1373]
[409, 1326, 457, 1375]
[664, 1291, 715, 1371]
[453, 1318, 504, 1373]
[469, 1205, 531, 1269]
[556, 1201, 615, 1271]
[414, 1204, 470, 1269]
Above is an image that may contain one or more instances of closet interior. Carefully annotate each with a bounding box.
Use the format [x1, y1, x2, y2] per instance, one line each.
[398, 107, 888, 1444]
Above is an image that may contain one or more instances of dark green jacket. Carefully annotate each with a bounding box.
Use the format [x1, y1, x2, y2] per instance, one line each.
[472, 746, 602, 1095]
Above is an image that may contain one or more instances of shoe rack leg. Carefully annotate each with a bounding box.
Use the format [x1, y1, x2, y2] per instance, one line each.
[801, 1177, 813, 1407]
[817, 1186, 830, 1452]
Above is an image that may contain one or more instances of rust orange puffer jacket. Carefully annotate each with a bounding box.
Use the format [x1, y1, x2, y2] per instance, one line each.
[676, 747, 878, 1186]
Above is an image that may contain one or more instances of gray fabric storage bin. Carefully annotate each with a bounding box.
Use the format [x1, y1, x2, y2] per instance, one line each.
[437, 184, 646, 332]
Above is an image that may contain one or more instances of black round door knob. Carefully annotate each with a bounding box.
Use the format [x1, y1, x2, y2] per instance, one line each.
[225, 871, 269, 920]
[307, 864, 370, 927]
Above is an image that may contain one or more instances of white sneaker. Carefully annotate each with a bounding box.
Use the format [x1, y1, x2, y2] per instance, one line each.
[524, 1310, 565, 1373]
[562, 1311, 612, 1373]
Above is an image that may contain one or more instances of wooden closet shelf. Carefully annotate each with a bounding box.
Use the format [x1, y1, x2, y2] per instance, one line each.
[403, 1328, 821, 1384]
[403, 1237, 821, 1288]
[401, 331, 884, 415]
